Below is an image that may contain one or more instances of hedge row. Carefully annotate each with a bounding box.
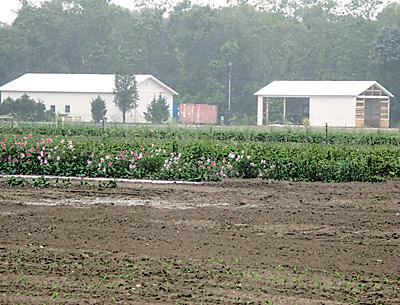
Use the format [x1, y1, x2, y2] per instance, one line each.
[1, 134, 399, 182]
[1, 124, 400, 146]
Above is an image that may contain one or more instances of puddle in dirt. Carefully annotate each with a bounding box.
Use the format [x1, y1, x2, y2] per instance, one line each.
[24, 198, 193, 209]
[24, 198, 257, 210]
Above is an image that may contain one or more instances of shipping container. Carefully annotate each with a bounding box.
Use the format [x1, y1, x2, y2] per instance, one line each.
[179, 103, 196, 124]
[172, 102, 180, 120]
[195, 104, 218, 125]
[179, 103, 218, 125]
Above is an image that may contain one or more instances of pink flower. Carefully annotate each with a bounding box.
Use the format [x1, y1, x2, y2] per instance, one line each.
[108, 161, 113, 167]
[20, 142, 26, 147]
[1, 143, 6, 150]
[1, 138, 6, 143]
[140, 146, 145, 152]
[60, 139, 65, 144]
[47, 138, 53, 144]
[211, 161, 216, 168]
[40, 139, 45, 144]
[133, 152, 139, 160]
[26, 153, 31, 157]
[27, 134, 33, 139]
[29, 147, 35, 153]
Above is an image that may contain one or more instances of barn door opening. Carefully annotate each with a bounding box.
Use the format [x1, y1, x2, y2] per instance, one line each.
[267, 97, 284, 124]
[364, 99, 381, 128]
[285, 97, 309, 125]
[263, 97, 310, 125]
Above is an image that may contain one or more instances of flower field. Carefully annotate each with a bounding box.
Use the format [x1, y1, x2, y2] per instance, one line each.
[1, 125, 400, 182]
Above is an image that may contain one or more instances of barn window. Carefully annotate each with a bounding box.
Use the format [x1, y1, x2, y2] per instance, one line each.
[50, 105, 56, 112]
[65, 105, 71, 113]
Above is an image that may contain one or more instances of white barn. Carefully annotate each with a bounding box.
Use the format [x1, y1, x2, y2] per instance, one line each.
[255, 81, 393, 128]
[0, 73, 178, 123]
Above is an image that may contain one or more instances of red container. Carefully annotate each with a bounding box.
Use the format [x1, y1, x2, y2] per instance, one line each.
[179, 103, 218, 125]
[179, 103, 196, 124]
[195, 104, 218, 125]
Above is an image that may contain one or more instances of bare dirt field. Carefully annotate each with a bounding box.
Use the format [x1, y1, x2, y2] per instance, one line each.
[0, 180, 399, 304]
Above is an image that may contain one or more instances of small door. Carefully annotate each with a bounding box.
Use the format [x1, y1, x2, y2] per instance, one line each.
[364, 99, 381, 128]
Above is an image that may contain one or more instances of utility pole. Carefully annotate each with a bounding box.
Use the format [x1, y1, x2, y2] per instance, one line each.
[228, 61, 232, 113]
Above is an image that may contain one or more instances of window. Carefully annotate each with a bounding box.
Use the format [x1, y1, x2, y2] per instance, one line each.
[50, 105, 56, 112]
[65, 105, 71, 113]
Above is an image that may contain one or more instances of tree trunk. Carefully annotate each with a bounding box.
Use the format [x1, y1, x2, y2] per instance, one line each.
[122, 112, 126, 123]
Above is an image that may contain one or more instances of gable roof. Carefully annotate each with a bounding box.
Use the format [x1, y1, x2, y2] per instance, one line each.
[255, 81, 393, 98]
[0, 73, 178, 95]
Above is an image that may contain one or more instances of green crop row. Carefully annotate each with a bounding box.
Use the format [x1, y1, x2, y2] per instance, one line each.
[1, 133, 399, 182]
[1, 123, 400, 146]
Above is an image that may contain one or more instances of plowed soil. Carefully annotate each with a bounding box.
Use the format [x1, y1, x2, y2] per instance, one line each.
[0, 180, 399, 304]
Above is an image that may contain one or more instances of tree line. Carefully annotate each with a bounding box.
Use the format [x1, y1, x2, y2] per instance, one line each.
[0, 0, 399, 124]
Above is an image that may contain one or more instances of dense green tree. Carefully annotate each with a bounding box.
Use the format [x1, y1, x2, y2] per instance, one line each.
[91, 96, 107, 123]
[372, 26, 400, 125]
[0, 94, 46, 121]
[113, 74, 139, 123]
[144, 95, 170, 124]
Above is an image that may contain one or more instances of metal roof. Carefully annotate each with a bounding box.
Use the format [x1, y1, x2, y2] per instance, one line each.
[255, 81, 393, 97]
[0, 73, 178, 95]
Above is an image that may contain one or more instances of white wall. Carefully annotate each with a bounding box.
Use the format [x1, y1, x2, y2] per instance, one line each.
[1, 78, 174, 123]
[257, 96, 263, 126]
[310, 96, 356, 127]
[130, 78, 173, 123]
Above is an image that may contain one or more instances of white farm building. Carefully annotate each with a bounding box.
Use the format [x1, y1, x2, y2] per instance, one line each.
[0, 73, 178, 123]
[255, 81, 393, 128]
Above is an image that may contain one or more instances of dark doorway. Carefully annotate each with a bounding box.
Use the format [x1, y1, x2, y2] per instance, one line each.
[286, 98, 310, 125]
[364, 99, 381, 128]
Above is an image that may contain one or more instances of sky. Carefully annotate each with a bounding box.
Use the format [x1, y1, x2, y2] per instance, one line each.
[0, 0, 228, 24]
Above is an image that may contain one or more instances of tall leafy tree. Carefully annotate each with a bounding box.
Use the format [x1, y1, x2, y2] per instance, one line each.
[372, 25, 400, 125]
[113, 74, 139, 123]
[0, 94, 46, 121]
[144, 94, 170, 123]
[91, 96, 107, 123]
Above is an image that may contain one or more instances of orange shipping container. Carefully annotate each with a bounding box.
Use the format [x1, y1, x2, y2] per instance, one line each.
[179, 103, 218, 125]
[179, 103, 196, 124]
[195, 104, 218, 125]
